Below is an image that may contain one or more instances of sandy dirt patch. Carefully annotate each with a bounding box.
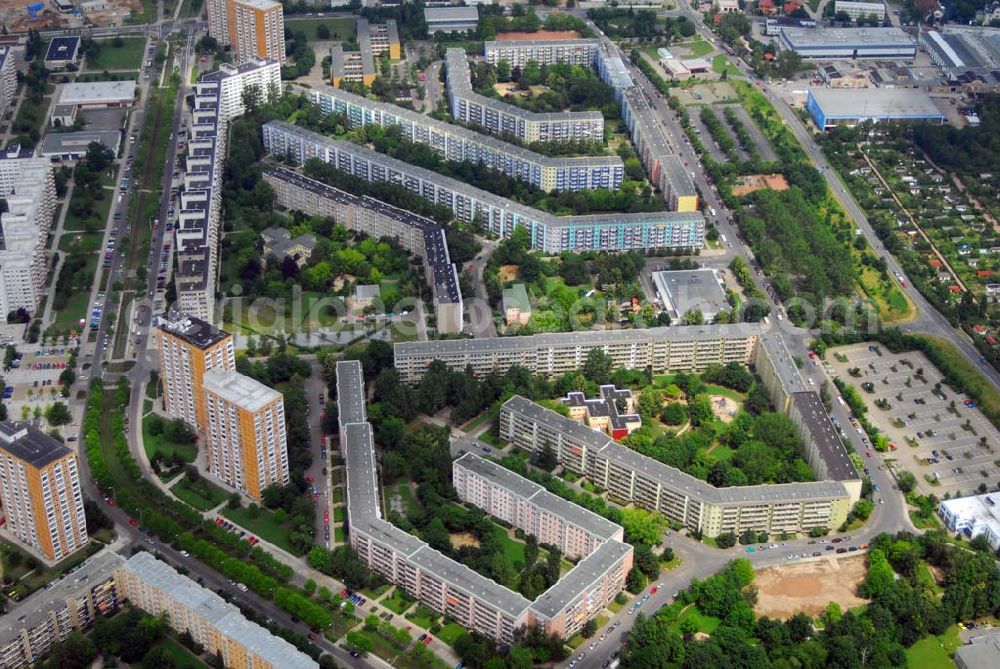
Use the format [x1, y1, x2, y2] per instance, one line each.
[497, 30, 581, 41]
[498, 265, 520, 283]
[755, 556, 867, 619]
[710, 395, 740, 423]
[732, 174, 790, 196]
[449, 532, 481, 549]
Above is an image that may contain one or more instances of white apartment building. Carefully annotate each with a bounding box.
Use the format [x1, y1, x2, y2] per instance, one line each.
[202, 368, 289, 501]
[175, 60, 279, 321]
[834, 1, 887, 21]
[484, 39, 600, 67]
[0, 47, 16, 123]
[454, 453, 624, 559]
[446, 49, 605, 144]
[0, 158, 56, 316]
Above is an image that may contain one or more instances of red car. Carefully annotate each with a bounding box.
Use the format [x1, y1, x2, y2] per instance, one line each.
[306, 474, 314, 483]
[650, 586, 658, 595]
[215, 517, 224, 526]
[866, 450, 872, 458]
[129, 518, 138, 527]
[105, 497, 115, 507]
[423, 636, 433, 645]
[808, 351, 815, 359]
[308, 633, 318, 641]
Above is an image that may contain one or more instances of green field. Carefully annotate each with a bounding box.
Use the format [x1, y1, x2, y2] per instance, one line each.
[670, 605, 721, 635]
[223, 505, 300, 554]
[679, 38, 714, 59]
[63, 171, 116, 232]
[385, 482, 421, 517]
[285, 16, 356, 41]
[380, 589, 414, 615]
[405, 605, 438, 629]
[494, 525, 528, 567]
[436, 622, 466, 646]
[905, 626, 961, 669]
[9, 95, 52, 149]
[334, 526, 346, 543]
[157, 637, 210, 669]
[171, 476, 228, 511]
[85, 37, 147, 70]
[142, 413, 198, 464]
[334, 506, 346, 522]
[58, 231, 104, 254]
[49, 289, 93, 333]
[712, 54, 741, 77]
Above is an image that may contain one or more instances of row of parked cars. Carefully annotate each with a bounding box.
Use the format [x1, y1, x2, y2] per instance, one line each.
[213, 517, 259, 546]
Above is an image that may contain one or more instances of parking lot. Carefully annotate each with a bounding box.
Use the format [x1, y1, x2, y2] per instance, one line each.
[829, 344, 1000, 497]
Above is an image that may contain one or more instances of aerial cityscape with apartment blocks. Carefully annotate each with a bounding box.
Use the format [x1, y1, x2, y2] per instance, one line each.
[2, 2, 1000, 668]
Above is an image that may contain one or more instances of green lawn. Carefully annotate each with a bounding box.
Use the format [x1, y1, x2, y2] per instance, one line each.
[380, 589, 414, 615]
[8, 94, 51, 149]
[143, 413, 198, 464]
[493, 525, 527, 568]
[85, 38, 147, 70]
[385, 482, 421, 517]
[334, 526, 346, 543]
[171, 476, 228, 511]
[126, 0, 156, 25]
[905, 626, 961, 669]
[285, 17, 356, 41]
[157, 637, 210, 669]
[436, 622, 466, 646]
[58, 231, 104, 254]
[334, 506, 347, 522]
[49, 289, 93, 333]
[222, 505, 300, 555]
[680, 38, 714, 59]
[670, 605, 721, 634]
[704, 444, 735, 462]
[405, 605, 439, 629]
[712, 54, 741, 77]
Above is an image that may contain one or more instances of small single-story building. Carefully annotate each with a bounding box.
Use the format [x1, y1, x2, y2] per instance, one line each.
[561, 385, 641, 440]
[40, 130, 122, 159]
[424, 7, 480, 35]
[59, 80, 137, 110]
[260, 225, 316, 267]
[652, 268, 729, 322]
[349, 284, 381, 312]
[681, 58, 711, 73]
[502, 283, 531, 327]
[806, 88, 945, 130]
[50, 103, 78, 128]
[44, 36, 80, 71]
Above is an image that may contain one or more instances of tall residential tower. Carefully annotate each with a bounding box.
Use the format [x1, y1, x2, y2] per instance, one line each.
[0, 422, 88, 562]
[208, 0, 286, 65]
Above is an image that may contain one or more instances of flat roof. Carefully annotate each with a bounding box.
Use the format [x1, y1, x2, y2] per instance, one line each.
[531, 540, 632, 619]
[409, 545, 531, 618]
[202, 369, 281, 413]
[310, 87, 621, 170]
[45, 36, 80, 62]
[781, 26, 915, 48]
[446, 48, 604, 124]
[121, 552, 317, 669]
[939, 494, 1000, 532]
[157, 312, 230, 349]
[424, 6, 480, 22]
[791, 391, 858, 481]
[652, 269, 728, 317]
[0, 550, 124, 646]
[502, 395, 850, 505]
[41, 130, 121, 156]
[0, 422, 72, 469]
[61, 80, 137, 105]
[486, 38, 598, 49]
[264, 123, 702, 235]
[395, 323, 760, 359]
[808, 88, 943, 120]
